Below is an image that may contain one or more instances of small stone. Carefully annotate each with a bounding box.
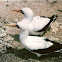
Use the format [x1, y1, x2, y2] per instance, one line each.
[50, 37, 59, 41]
[0, 28, 5, 32]
[2, 26, 6, 30]
[0, 40, 3, 43]
[0, 33, 6, 37]
[0, 43, 7, 53]
[60, 26, 62, 29]
[4, 43, 13, 48]
[47, 0, 57, 4]
[0, 44, 3, 49]
[13, 19, 19, 23]
[0, 19, 3, 23]
[51, 28, 58, 33]
[0, 23, 3, 27]
[4, 35, 14, 42]
[0, 28, 6, 37]
[6, 4, 10, 6]
[0, 38, 3, 41]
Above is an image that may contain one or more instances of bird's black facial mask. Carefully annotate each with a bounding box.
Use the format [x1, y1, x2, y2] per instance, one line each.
[21, 10, 24, 14]
[16, 25, 20, 28]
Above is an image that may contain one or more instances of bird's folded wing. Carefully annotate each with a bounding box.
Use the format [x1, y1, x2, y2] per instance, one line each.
[25, 36, 53, 50]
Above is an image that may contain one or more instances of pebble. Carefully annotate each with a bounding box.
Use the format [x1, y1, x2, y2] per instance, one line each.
[0, 43, 7, 53]
[0, 44, 4, 49]
[49, 37, 59, 41]
[0, 19, 3, 23]
[0, 23, 3, 27]
[47, 0, 57, 4]
[0, 28, 5, 32]
[4, 43, 13, 48]
[0, 32, 6, 38]
[2, 26, 6, 30]
[4, 35, 14, 42]
[6, 4, 10, 7]
[13, 19, 19, 23]
[0, 28, 6, 37]
[60, 26, 62, 29]
[0, 40, 3, 43]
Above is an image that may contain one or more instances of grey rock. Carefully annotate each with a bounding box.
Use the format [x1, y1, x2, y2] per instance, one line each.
[0, 33, 6, 37]
[0, 37, 3, 41]
[60, 26, 62, 29]
[0, 43, 7, 53]
[0, 28, 6, 37]
[0, 40, 3, 44]
[2, 26, 6, 30]
[4, 35, 14, 42]
[0, 23, 3, 27]
[6, 4, 10, 7]
[47, 0, 57, 4]
[13, 19, 19, 23]
[0, 19, 3, 23]
[4, 43, 13, 48]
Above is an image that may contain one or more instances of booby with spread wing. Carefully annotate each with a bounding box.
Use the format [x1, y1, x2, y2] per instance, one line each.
[12, 7, 58, 36]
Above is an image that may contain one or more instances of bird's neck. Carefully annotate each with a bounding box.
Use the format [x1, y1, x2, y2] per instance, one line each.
[19, 30, 29, 42]
[22, 17, 32, 24]
[24, 15, 33, 20]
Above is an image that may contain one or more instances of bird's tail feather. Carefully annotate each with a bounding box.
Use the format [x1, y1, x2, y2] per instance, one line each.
[50, 14, 58, 22]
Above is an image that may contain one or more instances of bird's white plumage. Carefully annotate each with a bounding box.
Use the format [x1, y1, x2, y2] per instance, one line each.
[21, 36, 53, 50]
[22, 7, 33, 19]
[19, 29, 53, 50]
[18, 7, 52, 35]
[29, 16, 50, 32]
[17, 16, 50, 35]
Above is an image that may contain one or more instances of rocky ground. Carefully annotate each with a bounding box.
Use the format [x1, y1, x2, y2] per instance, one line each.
[0, 0, 62, 62]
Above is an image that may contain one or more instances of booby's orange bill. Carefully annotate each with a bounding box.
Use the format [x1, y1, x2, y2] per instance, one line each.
[6, 23, 17, 27]
[12, 9, 21, 13]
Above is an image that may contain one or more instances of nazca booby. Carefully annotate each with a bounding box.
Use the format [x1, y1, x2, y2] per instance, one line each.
[6, 20, 62, 57]
[12, 7, 58, 36]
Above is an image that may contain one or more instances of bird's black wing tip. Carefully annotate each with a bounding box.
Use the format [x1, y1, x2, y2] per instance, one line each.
[52, 14, 58, 18]
[44, 38, 55, 42]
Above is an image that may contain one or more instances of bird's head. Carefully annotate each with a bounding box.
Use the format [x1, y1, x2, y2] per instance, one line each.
[6, 8, 33, 31]
[12, 7, 34, 19]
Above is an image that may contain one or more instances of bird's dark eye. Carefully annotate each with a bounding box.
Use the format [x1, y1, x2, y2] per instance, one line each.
[21, 10, 24, 14]
[16, 25, 19, 28]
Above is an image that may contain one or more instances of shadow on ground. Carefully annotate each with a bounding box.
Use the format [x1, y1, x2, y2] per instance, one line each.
[10, 34, 20, 42]
[6, 47, 61, 60]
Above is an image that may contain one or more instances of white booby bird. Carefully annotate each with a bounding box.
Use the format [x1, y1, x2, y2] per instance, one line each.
[12, 7, 58, 36]
[6, 21, 62, 57]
